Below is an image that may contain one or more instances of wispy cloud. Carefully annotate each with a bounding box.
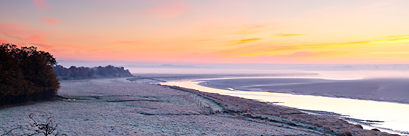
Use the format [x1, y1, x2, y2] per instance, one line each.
[371, 35, 409, 39]
[217, 35, 409, 57]
[282, 51, 351, 59]
[29, 43, 54, 50]
[230, 38, 261, 45]
[41, 17, 60, 25]
[0, 39, 8, 44]
[33, 0, 51, 12]
[50, 49, 66, 53]
[366, 51, 409, 55]
[0, 23, 47, 43]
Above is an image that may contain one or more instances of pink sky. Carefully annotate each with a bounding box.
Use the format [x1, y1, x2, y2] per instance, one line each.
[1, 0, 409, 64]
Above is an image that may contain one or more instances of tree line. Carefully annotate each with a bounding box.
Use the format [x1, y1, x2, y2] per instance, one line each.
[0, 43, 60, 106]
[53, 65, 134, 80]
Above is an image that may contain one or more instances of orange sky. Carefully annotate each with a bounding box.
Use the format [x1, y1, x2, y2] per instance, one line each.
[1, 0, 409, 64]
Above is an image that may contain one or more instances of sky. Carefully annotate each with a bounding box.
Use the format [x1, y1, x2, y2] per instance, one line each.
[1, 0, 409, 64]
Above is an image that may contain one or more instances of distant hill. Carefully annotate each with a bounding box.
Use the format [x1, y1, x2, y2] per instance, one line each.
[53, 65, 134, 80]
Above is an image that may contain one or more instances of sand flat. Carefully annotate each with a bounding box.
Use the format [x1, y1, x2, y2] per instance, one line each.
[0, 78, 317, 135]
[0, 78, 398, 135]
[200, 78, 409, 104]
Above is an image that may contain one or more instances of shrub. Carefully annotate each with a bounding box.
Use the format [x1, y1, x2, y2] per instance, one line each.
[28, 113, 60, 136]
[1, 113, 66, 136]
[371, 128, 380, 131]
[337, 129, 353, 136]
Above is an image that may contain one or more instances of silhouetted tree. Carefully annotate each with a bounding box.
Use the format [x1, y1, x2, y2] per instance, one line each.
[0, 43, 60, 105]
[0, 44, 28, 104]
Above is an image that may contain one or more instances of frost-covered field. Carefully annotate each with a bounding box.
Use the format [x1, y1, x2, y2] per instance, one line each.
[1, 78, 318, 135]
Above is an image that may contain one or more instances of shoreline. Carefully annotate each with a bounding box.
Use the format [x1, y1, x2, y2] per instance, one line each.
[162, 85, 399, 135]
[160, 77, 409, 135]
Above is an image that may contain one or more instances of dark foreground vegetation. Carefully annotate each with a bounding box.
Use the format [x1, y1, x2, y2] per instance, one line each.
[53, 65, 133, 80]
[0, 43, 60, 106]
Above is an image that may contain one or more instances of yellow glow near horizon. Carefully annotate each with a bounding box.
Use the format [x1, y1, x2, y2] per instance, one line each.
[1, 0, 409, 64]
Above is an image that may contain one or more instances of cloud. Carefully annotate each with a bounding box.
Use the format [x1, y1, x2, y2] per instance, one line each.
[0, 39, 8, 44]
[50, 49, 66, 53]
[274, 34, 305, 37]
[33, 0, 51, 12]
[371, 35, 409, 40]
[41, 17, 60, 25]
[284, 51, 315, 58]
[360, 35, 409, 44]
[29, 43, 54, 50]
[230, 38, 262, 45]
[365, 52, 409, 55]
[75, 50, 83, 55]
[217, 35, 409, 57]
[146, 0, 187, 18]
[283, 51, 350, 59]
[0, 23, 47, 43]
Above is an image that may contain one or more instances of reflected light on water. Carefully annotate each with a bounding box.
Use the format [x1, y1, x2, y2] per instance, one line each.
[161, 80, 409, 134]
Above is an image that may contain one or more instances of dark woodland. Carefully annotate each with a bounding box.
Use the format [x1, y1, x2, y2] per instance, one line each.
[53, 65, 133, 80]
[1, 43, 134, 106]
[0, 43, 60, 106]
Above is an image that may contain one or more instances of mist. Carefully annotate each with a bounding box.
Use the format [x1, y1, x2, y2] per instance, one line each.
[57, 60, 409, 79]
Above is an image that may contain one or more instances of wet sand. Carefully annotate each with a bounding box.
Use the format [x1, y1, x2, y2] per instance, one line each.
[199, 78, 409, 104]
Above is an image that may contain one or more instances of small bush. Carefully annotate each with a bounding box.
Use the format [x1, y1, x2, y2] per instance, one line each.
[354, 124, 363, 129]
[371, 128, 380, 131]
[28, 113, 59, 136]
[0, 113, 66, 136]
[337, 129, 353, 136]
